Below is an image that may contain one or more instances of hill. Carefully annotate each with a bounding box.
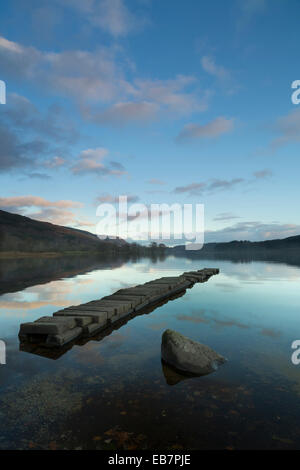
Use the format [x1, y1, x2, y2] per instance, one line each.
[0, 209, 128, 254]
[170, 235, 300, 254]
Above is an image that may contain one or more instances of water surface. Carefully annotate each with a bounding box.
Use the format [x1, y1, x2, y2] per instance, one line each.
[0, 254, 300, 450]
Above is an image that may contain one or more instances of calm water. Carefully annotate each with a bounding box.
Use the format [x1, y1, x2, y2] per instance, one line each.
[0, 254, 300, 450]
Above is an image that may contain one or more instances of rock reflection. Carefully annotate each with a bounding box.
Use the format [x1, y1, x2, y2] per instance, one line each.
[161, 360, 204, 386]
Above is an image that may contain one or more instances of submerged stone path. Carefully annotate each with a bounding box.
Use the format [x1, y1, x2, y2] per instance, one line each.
[19, 268, 219, 349]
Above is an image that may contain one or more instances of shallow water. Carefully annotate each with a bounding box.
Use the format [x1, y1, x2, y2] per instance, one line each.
[0, 254, 300, 450]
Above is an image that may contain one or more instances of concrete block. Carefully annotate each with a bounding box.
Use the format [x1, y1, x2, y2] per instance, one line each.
[83, 321, 107, 336]
[93, 300, 132, 314]
[119, 286, 165, 298]
[144, 282, 174, 291]
[102, 294, 143, 308]
[202, 268, 219, 274]
[182, 272, 207, 281]
[19, 316, 77, 335]
[55, 310, 108, 324]
[110, 312, 124, 323]
[115, 288, 151, 301]
[59, 304, 115, 315]
[53, 314, 93, 327]
[76, 302, 116, 316]
[148, 277, 185, 285]
[46, 326, 83, 347]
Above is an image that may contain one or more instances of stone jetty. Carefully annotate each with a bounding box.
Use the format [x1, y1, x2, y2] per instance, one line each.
[19, 268, 219, 349]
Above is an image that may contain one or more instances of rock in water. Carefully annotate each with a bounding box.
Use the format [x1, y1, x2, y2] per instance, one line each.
[161, 329, 226, 376]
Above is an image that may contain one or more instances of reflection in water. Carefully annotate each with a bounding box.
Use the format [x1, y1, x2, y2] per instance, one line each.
[1, 252, 300, 449]
[161, 360, 203, 386]
[173, 249, 300, 270]
[0, 252, 163, 296]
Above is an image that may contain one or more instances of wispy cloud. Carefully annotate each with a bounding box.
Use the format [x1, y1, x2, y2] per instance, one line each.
[201, 55, 238, 94]
[173, 169, 272, 196]
[213, 212, 241, 222]
[236, 0, 267, 29]
[87, 101, 159, 126]
[0, 195, 83, 225]
[201, 55, 230, 81]
[26, 173, 52, 180]
[271, 109, 300, 150]
[253, 169, 272, 179]
[45, 156, 66, 168]
[96, 193, 139, 204]
[0, 195, 82, 210]
[60, 0, 149, 37]
[147, 178, 166, 185]
[206, 220, 300, 243]
[0, 36, 208, 126]
[71, 147, 126, 176]
[176, 116, 234, 142]
[85, 76, 209, 126]
[174, 178, 243, 196]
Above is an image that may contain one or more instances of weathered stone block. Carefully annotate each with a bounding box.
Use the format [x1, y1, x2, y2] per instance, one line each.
[83, 321, 107, 336]
[19, 316, 77, 335]
[94, 300, 132, 314]
[102, 294, 142, 308]
[55, 310, 108, 324]
[53, 314, 93, 327]
[46, 326, 83, 347]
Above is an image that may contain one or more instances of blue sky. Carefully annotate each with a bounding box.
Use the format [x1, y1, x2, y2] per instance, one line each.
[0, 0, 300, 243]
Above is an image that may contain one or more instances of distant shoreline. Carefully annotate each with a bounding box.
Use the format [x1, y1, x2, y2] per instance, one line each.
[0, 251, 109, 259]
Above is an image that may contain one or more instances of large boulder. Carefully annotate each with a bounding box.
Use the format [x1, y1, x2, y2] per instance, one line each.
[161, 329, 226, 376]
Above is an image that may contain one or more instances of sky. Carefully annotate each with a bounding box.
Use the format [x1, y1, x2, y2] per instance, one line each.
[0, 0, 300, 244]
